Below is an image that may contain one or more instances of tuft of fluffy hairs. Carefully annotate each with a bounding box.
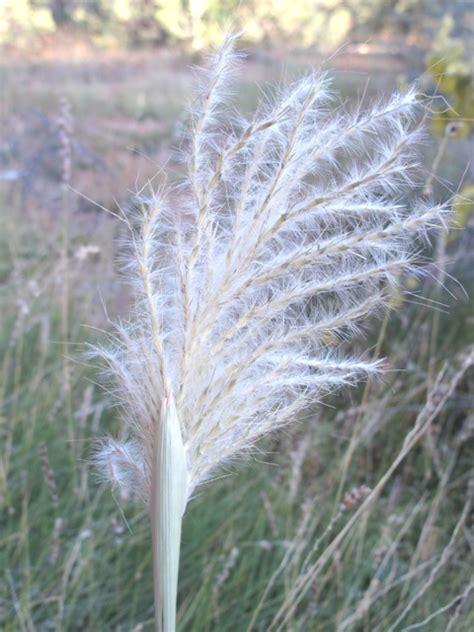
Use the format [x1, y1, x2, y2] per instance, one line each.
[92, 34, 448, 503]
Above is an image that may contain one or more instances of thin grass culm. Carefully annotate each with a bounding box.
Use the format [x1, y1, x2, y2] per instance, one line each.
[91, 34, 449, 631]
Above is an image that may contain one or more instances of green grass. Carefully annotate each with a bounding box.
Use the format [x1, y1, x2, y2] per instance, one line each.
[0, 209, 472, 631]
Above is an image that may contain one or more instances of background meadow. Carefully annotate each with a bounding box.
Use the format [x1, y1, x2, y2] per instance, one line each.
[1, 1, 473, 630]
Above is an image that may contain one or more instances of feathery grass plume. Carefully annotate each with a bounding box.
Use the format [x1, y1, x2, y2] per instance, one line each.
[92, 33, 448, 630]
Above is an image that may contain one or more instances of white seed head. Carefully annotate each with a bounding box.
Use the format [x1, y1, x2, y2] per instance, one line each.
[91, 35, 448, 502]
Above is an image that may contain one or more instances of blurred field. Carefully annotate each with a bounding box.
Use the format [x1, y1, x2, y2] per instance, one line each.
[1, 7, 474, 632]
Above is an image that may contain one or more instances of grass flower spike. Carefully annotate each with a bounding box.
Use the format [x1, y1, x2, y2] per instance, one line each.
[93, 34, 448, 630]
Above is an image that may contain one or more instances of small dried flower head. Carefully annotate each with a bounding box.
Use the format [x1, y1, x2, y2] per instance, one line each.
[445, 120, 463, 137]
[341, 485, 372, 512]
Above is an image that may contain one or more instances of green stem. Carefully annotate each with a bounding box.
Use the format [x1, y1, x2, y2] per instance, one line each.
[151, 391, 187, 632]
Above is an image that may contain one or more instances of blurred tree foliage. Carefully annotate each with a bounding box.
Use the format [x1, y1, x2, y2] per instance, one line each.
[0, 0, 468, 51]
[451, 184, 474, 239]
[424, 16, 474, 239]
[426, 15, 474, 139]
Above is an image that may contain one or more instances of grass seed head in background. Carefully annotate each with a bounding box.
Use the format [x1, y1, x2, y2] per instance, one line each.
[91, 34, 449, 629]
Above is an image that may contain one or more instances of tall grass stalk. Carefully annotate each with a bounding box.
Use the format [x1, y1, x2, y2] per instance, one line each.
[58, 97, 74, 444]
[92, 35, 450, 629]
